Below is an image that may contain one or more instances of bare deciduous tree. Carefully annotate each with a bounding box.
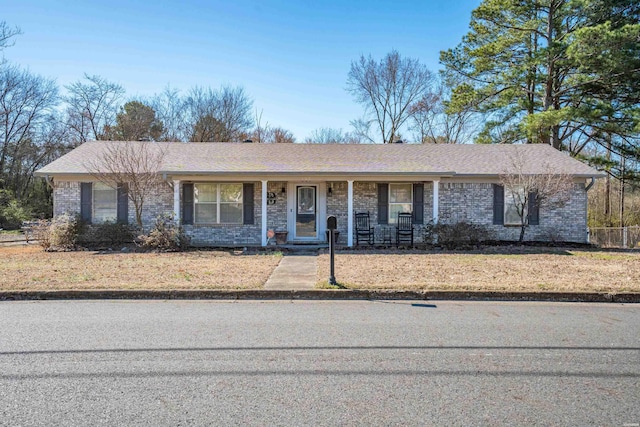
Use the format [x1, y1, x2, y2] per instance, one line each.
[249, 109, 267, 143]
[64, 74, 125, 143]
[500, 152, 575, 242]
[0, 21, 21, 52]
[190, 114, 225, 143]
[305, 127, 361, 144]
[85, 141, 166, 229]
[409, 77, 477, 144]
[14, 113, 70, 200]
[267, 127, 295, 144]
[347, 50, 434, 144]
[149, 86, 188, 141]
[241, 110, 296, 143]
[0, 64, 59, 196]
[186, 85, 253, 142]
[408, 91, 441, 143]
[349, 117, 375, 143]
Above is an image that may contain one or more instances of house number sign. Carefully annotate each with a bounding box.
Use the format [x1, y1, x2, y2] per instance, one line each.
[267, 192, 276, 205]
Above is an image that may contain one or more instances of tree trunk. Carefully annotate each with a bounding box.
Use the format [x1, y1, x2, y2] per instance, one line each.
[619, 156, 625, 227]
[543, 2, 559, 149]
[525, 17, 538, 144]
[551, 124, 561, 150]
[519, 222, 526, 243]
[604, 138, 611, 225]
[135, 205, 143, 230]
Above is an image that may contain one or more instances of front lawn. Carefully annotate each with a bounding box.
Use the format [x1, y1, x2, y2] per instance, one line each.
[3, 245, 639, 293]
[0, 246, 282, 290]
[317, 247, 640, 293]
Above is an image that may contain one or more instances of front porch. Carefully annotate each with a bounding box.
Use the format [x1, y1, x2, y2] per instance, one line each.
[170, 178, 441, 247]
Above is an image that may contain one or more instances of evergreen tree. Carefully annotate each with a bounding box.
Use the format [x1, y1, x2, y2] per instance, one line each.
[441, 0, 639, 176]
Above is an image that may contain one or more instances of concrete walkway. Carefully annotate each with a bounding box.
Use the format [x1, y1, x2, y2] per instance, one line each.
[264, 253, 318, 290]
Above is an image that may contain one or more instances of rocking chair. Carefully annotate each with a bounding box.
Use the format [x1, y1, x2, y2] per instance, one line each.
[355, 212, 375, 246]
[396, 212, 414, 246]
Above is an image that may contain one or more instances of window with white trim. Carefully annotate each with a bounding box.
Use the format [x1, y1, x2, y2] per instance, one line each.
[194, 183, 243, 224]
[389, 183, 413, 224]
[504, 186, 526, 225]
[93, 182, 117, 223]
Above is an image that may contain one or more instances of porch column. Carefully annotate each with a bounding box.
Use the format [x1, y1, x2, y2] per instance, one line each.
[261, 180, 268, 247]
[347, 180, 354, 247]
[432, 179, 439, 224]
[173, 180, 181, 223]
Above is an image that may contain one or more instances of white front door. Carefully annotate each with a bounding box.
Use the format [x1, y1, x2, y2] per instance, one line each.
[295, 185, 317, 239]
[288, 182, 326, 241]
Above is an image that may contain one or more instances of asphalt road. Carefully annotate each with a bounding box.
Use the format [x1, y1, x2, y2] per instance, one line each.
[0, 300, 638, 426]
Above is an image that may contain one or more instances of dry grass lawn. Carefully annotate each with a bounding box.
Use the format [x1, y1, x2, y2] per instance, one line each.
[0, 246, 282, 290]
[3, 244, 639, 293]
[317, 248, 640, 293]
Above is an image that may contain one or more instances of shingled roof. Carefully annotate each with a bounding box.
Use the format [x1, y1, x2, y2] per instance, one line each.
[35, 141, 602, 178]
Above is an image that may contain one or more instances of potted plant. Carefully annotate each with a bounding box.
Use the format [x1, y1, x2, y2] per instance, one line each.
[275, 230, 288, 244]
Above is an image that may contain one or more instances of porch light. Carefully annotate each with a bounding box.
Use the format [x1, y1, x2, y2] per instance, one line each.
[281, 186, 286, 195]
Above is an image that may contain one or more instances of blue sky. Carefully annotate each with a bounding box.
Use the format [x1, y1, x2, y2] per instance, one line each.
[3, 0, 480, 141]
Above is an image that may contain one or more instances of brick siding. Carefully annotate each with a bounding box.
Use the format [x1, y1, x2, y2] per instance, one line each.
[439, 182, 587, 242]
[53, 178, 589, 245]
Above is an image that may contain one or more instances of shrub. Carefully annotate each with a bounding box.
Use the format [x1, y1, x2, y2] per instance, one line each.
[41, 213, 84, 251]
[137, 214, 190, 251]
[32, 219, 52, 250]
[426, 221, 492, 249]
[0, 199, 32, 230]
[87, 221, 136, 246]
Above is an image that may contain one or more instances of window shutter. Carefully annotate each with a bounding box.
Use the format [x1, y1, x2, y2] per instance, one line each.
[377, 183, 389, 225]
[493, 184, 504, 225]
[117, 184, 128, 224]
[412, 183, 424, 224]
[243, 183, 254, 225]
[182, 183, 194, 225]
[80, 182, 92, 223]
[528, 192, 539, 225]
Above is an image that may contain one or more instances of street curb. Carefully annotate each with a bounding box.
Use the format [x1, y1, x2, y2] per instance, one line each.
[0, 289, 638, 303]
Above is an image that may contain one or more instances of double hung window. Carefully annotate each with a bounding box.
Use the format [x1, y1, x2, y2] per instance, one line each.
[194, 183, 243, 224]
[504, 186, 526, 226]
[93, 182, 117, 223]
[389, 183, 413, 224]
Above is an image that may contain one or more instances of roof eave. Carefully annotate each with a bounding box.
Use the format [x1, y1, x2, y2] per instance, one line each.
[453, 172, 605, 179]
[161, 170, 457, 177]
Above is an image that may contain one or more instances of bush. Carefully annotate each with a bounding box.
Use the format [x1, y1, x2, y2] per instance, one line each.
[31, 219, 52, 250]
[0, 198, 32, 230]
[137, 214, 190, 251]
[37, 213, 84, 251]
[86, 221, 136, 246]
[425, 221, 492, 249]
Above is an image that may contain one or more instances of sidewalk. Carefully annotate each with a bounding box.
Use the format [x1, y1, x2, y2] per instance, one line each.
[264, 253, 318, 290]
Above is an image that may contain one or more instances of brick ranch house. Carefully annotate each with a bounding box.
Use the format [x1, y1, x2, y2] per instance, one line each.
[35, 141, 602, 246]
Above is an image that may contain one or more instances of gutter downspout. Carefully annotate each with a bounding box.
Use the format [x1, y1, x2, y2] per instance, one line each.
[585, 177, 595, 244]
[162, 172, 174, 189]
[585, 176, 595, 192]
[44, 174, 54, 189]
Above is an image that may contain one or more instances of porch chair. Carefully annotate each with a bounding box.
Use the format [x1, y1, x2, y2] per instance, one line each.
[355, 212, 375, 246]
[396, 212, 414, 247]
